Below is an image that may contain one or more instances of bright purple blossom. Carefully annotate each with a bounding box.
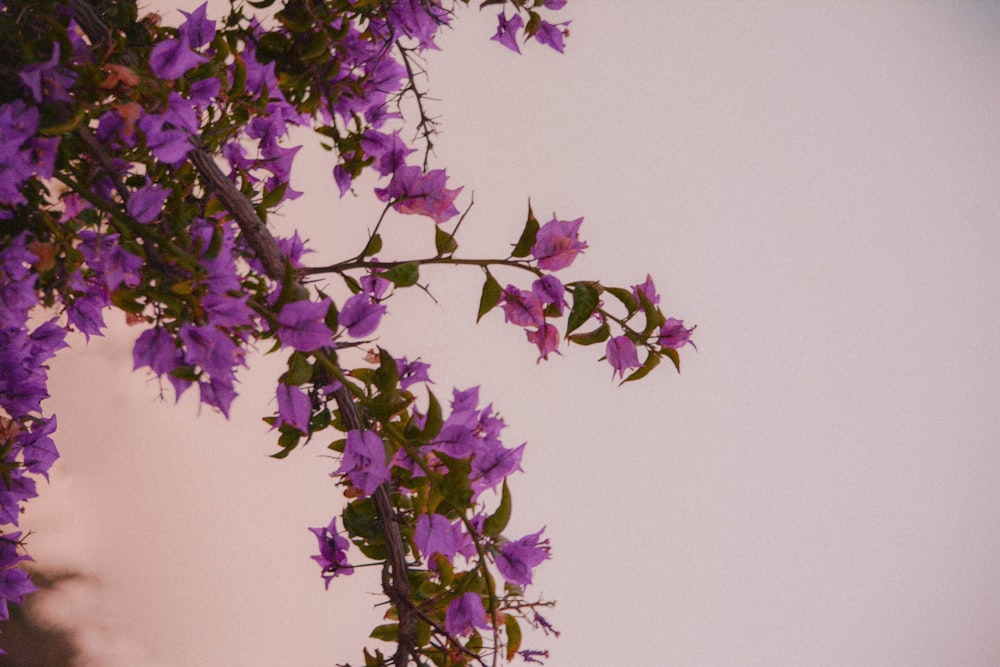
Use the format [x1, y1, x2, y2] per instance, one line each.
[491, 12, 524, 53]
[336, 429, 390, 497]
[495, 527, 550, 586]
[275, 383, 311, 433]
[338, 293, 385, 338]
[531, 217, 587, 271]
[178, 2, 216, 47]
[277, 299, 334, 351]
[606, 336, 640, 379]
[396, 357, 431, 391]
[309, 517, 354, 588]
[471, 441, 525, 495]
[375, 166, 463, 223]
[533, 20, 571, 53]
[501, 286, 544, 328]
[149, 35, 207, 80]
[526, 324, 560, 362]
[19, 416, 58, 479]
[414, 513, 470, 564]
[127, 183, 170, 223]
[19, 43, 75, 103]
[445, 592, 490, 637]
[659, 318, 697, 350]
[532, 275, 566, 315]
[632, 274, 660, 305]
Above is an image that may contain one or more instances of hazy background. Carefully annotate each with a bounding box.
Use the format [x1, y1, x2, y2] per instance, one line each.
[13, 2, 1000, 665]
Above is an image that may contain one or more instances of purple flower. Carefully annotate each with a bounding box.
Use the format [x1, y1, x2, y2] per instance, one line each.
[19, 43, 75, 103]
[533, 20, 570, 53]
[19, 415, 58, 479]
[178, 2, 216, 48]
[133, 326, 181, 377]
[531, 217, 587, 271]
[375, 166, 463, 223]
[631, 274, 660, 305]
[445, 592, 490, 637]
[309, 517, 354, 588]
[414, 513, 470, 564]
[276, 299, 334, 351]
[526, 324, 560, 362]
[659, 318, 697, 350]
[149, 35, 207, 80]
[532, 275, 566, 315]
[275, 383, 310, 434]
[336, 429, 390, 497]
[495, 527, 550, 586]
[501, 286, 544, 328]
[431, 424, 478, 458]
[606, 336, 640, 379]
[338, 293, 385, 339]
[127, 183, 170, 223]
[179, 323, 243, 381]
[396, 357, 431, 391]
[471, 441, 525, 495]
[197, 376, 237, 417]
[491, 12, 524, 54]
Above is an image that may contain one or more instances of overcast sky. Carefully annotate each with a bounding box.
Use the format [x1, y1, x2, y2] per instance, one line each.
[18, 2, 1000, 666]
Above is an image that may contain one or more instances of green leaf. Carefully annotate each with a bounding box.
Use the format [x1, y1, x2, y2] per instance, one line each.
[281, 352, 313, 386]
[382, 262, 419, 287]
[483, 479, 512, 537]
[605, 286, 639, 316]
[476, 271, 502, 323]
[342, 273, 362, 294]
[567, 321, 611, 346]
[373, 347, 399, 394]
[247, 0, 276, 7]
[435, 225, 458, 255]
[566, 282, 601, 335]
[505, 616, 523, 662]
[370, 623, 399, 642]
[638, 289, 666, 336]
[661, 346, 681, 372]
[621, 351, 661, 385]
[361, 233, 382, 257]
[423, 390, 444, 440]
[511, 205, 540, 258]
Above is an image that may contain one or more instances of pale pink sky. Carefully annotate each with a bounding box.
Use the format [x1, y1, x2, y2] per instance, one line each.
[20, 2, 1000, 665]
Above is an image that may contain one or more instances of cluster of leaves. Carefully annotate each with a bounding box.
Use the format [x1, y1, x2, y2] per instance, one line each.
[0, 0, 693, 664]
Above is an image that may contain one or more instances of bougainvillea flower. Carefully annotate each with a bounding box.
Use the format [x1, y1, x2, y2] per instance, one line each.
[606, 335, 640, 379]
[19, 416, 58, 479]
[19, 43, 75, 103]
[495, 527, 550, 586]
[275, 383, 311, 434]
[631, 273, 660, 305]
[179, 2, 216, 48]
[338, 293, 386, 338]
[149, 35, 207, 80]
[532, 275, 566, 315]
[501, 286, 544, 328]
[659, 318, 697, 350]
[414, 513, 470, 564]
[471, 441, 525, 494]
[127, 183, 170, 223]
[531, 216, 587, 271]
[336, 429, 390, 497]
[526, 323, 560, 362]
[533, 20, 570, 53]
[491, 12, 524, 54]
[309, 517, 354, 588]
[375, 165, 463, 223]
[133, 326, 180, 377]
[277, 299, 334, 351]
[445, 592, 490, 637]
[396, 356, 431, 390]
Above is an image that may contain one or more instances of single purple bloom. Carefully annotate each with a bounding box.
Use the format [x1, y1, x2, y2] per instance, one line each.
[202, 293, 253, 328]
[179, 2, 216, 47]
[532, 275, 566, 315]
[531, 216, 587, 271]
[336, 429, 390, 497]
[19, 415, 58, 479]
[375, 166, 463, 223]
[19, 43, 76, 103]
[275, 383, 310, 434]
[472, 441, 525, 495]
[445, 592, 490, 637]
[606, 336, 641, 379]
[659, 318, 697, 350]
[431, 424, 478, 458]
[178, 323, 242, 380]
[276, 231, 312, 269]
[450, 386, 480, 414]
[197, 376, 238, 417]
[133, 326, 181, 377]
[495, 527, 550, 586]
[526, 324, 560, 362]
[632, 273, 660, 305]
[189, 77, 221, 108]
[149, 35, 207, 80]
[533, 20, 570, 53]
[414, 513, 470, 564]
[501, 286, 544, 328]
[361, 130, 414, 177]
[543, 0, 567, 9]
[27, 318, 68, 364]
[395, 357, 431, 391]
[361, 271, 391, 300]
[338, 293, 385, 339]
[491, 12, 524, 54]
[276, 298, 334, 351]
[309, 517, 353, 588]
[127, 183, 170, 223]
[333, 164, 353, 196]
[65, 291, 107, 339]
